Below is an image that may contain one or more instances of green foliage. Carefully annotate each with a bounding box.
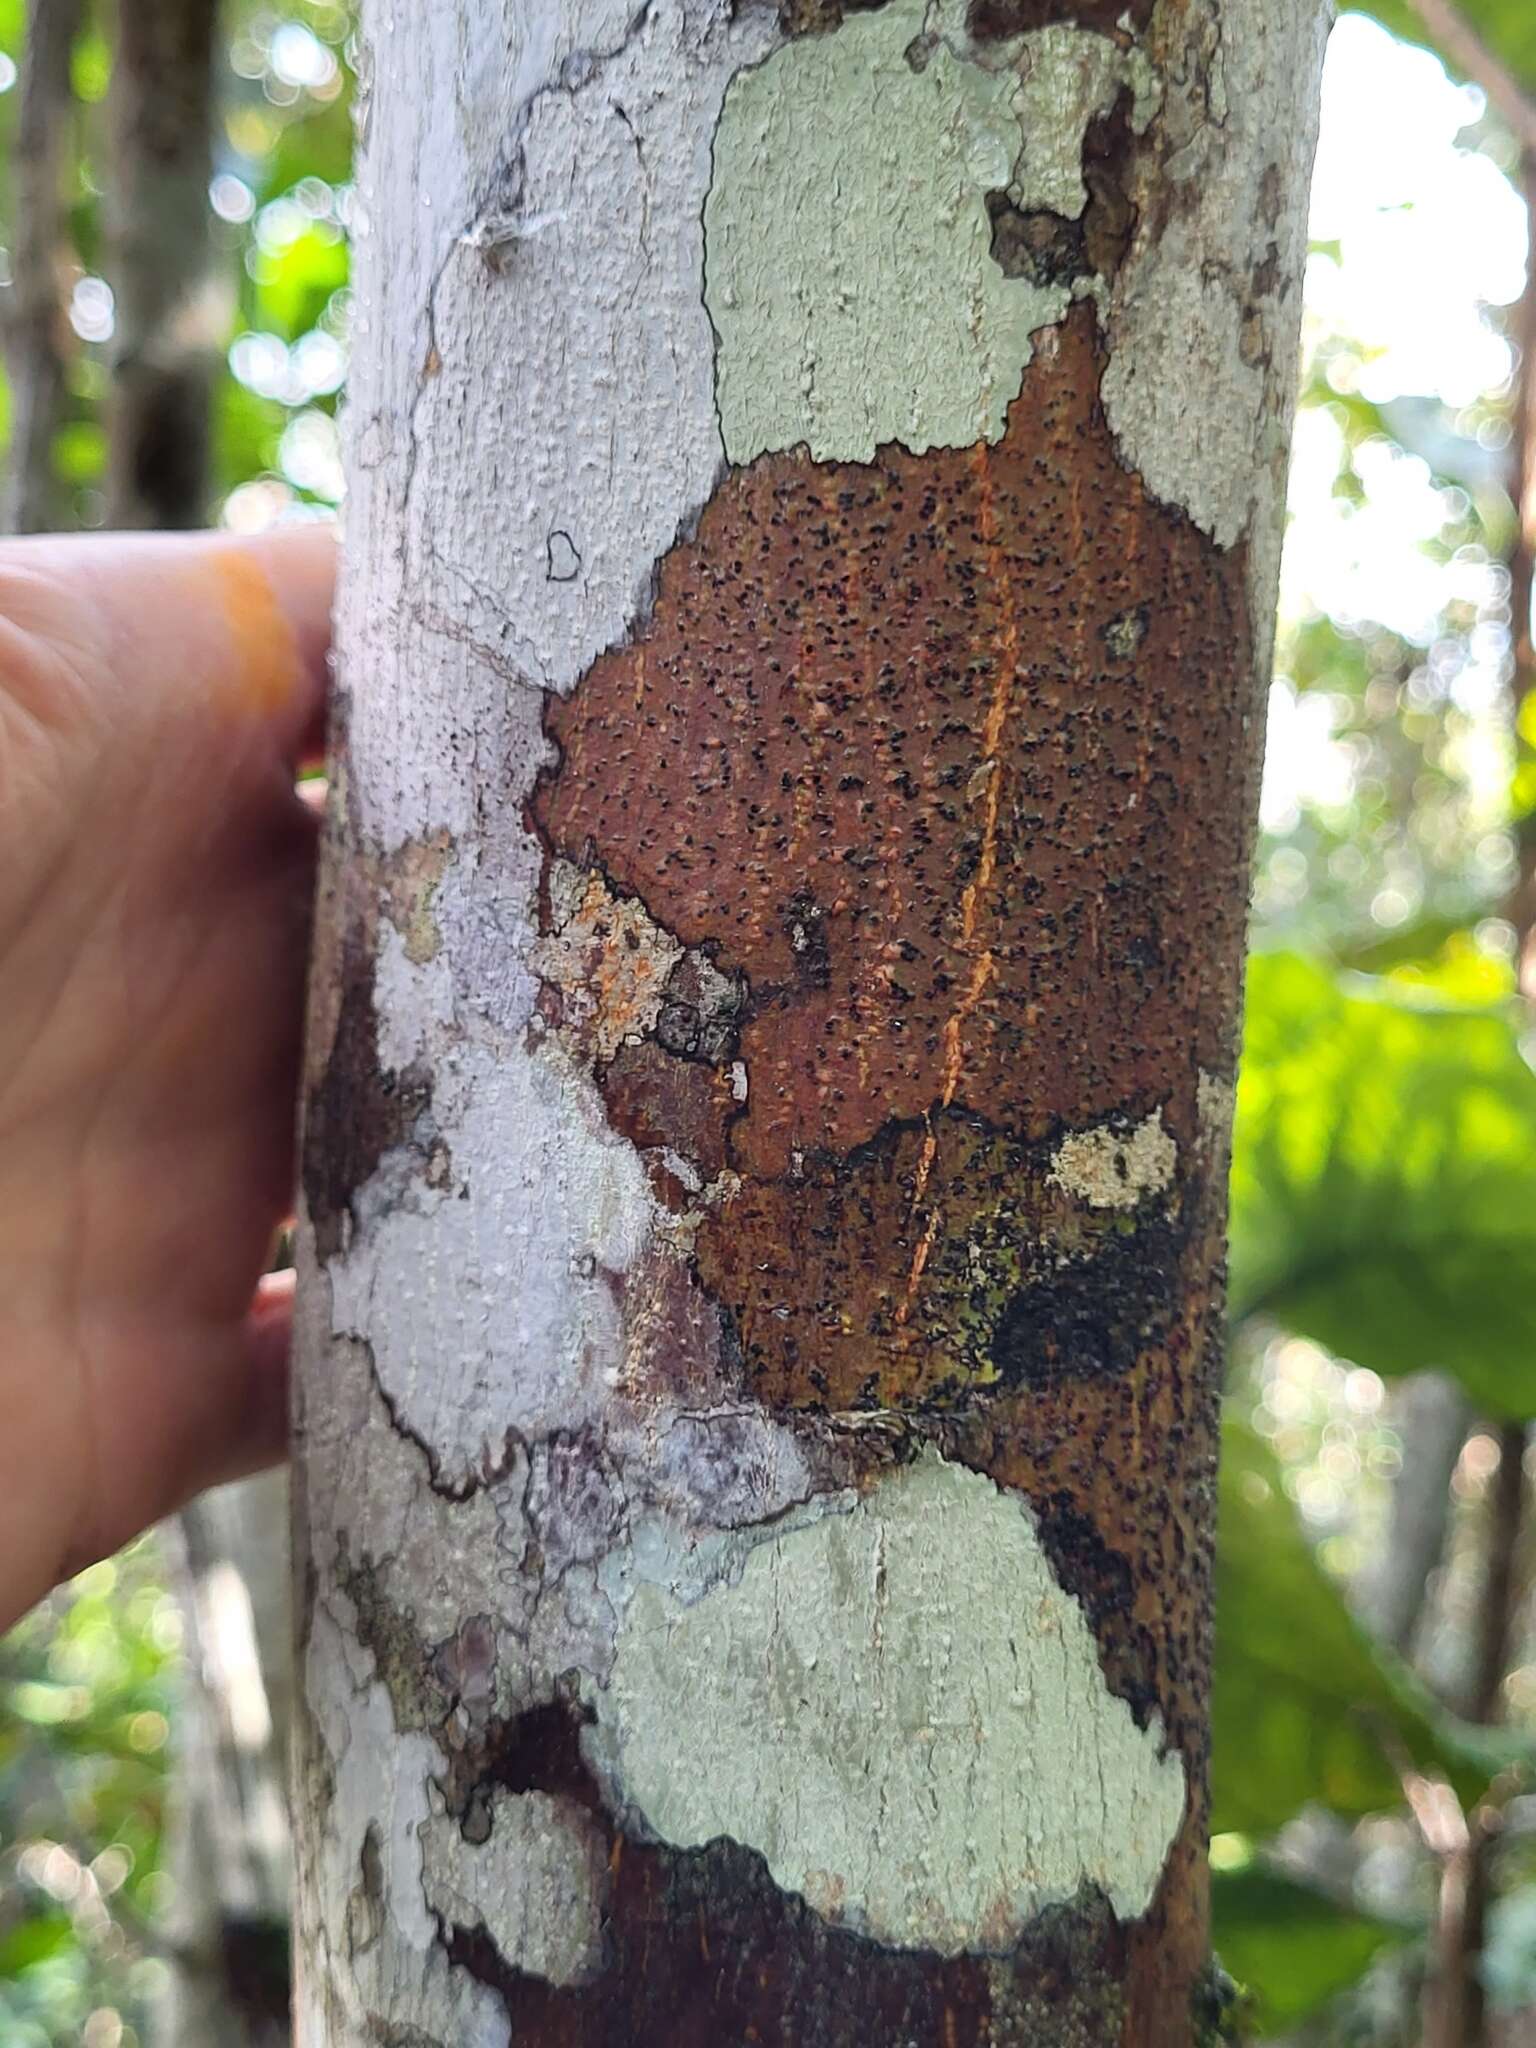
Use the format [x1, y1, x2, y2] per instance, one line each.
[0, 1549, 176, 2046]
[252, 221, 348, 341]
[215, 378, 288, 499]
[1212, 1861, 1414, 2035]
[1253, 357, 1513, 959]
[1229, 952, 1536, 1419]
[1214, 1415, 1509, 1835]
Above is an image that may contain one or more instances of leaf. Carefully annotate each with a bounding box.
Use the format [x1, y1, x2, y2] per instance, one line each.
[251, 223, 348, 341]
[215, 378, 286, 497]
[1229, 952, 1536, 1419]
[0, 1916, 74, 1977]
[1213, 1416, 1508, 1834]
[1352, 0, 1536, 104]
[1212, 1860, 1413, 2034]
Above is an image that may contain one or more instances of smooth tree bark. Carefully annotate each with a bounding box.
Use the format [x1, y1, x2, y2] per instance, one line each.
[105, 0, 217, 527]
[2, 0, 82, 532]
[293, 3, 1326, 2042]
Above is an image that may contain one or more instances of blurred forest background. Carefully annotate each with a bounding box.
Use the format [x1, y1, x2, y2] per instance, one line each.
[4, 0, 1536, 2043]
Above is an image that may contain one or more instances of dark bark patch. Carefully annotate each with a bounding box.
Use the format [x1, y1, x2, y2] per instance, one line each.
[778, 0, 894, 31]
[601, 1042, 738, 1182]
[1024, 1492, 1160, 1727]
[969, 0, 1149, 38]
[533, 308, 1248, 1197]
[1081, 87, 1139, 278]
[304, 929, 431, 1262]
[989, 1205, 1190, 1390]
[986, 195, 1090, 288]
[695, 1107, 1187, 1410]
[443, 1694, 1128, 2047]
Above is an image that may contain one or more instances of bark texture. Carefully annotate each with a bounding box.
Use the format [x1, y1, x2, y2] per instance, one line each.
[293, 3, 1327, 2042]
[105, 0, 216, 528]
[2, 0, 82, 533]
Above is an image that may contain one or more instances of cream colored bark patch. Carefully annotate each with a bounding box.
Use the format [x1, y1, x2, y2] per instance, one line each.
[1048, 1109, 1177, 1210]
[597, 1452, 1185, 1952]
[421, 1788, 605, 1988]
[529, 860, 684, 1063]
[327, 1039, 654, 1492]
[704, 3, 1140, 464]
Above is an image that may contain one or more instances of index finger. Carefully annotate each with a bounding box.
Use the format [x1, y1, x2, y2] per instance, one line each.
[0, 523, 337, 767]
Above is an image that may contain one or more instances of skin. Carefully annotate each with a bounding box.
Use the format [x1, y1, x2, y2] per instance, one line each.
[0, 526, 334, 1631]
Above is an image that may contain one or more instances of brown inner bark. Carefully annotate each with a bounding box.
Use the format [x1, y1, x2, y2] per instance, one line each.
[482, 305, 1258, 2044]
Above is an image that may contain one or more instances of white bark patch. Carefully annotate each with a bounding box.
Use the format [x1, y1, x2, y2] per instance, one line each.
[373, 919, 450, 1075]
[1099, 0, 1329, 669]
[301, 1616, 511, 2048]
[397, 1, 777, 695]
[328, 1039, 655, 1492]
[594, 1451, 1185, 1951]
[1047, 1109, 1177, 1211]
[1197, 1067, 1236, 1136]
[421, 1788, 606, 1987]
[705, 2, 1146, 464]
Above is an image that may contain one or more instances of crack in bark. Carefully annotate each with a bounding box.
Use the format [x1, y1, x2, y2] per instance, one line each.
[364, 1334, 526, 1504]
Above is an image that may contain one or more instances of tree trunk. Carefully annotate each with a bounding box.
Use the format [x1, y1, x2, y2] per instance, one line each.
[2, 0, 82, 533]
[105, 0, 216, 528]
[1365, 1373, 1469, 1661]
[292, 4, 1326, 2042]
[154, 1477, 293, 2048]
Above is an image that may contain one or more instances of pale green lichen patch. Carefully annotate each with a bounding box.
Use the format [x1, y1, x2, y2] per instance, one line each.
[1007, 25, 1158, 221]
[1047, 1108, 1177, 1210]
[704, 1, 1144, 464]
[594, 1451, 1185, 1952]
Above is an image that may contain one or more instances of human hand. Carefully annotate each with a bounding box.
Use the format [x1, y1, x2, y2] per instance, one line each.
[0, 528, 334, 1630]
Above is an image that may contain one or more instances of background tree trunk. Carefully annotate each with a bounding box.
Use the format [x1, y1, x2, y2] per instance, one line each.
[293, 3, 1326, 2042]
[1364, 1373, 1469, 1660]
[100, 10, 296, 2038]
[153, 1478, 293, 2048]
[2, 0, 82, 533]
[105, 0, 217, 528]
